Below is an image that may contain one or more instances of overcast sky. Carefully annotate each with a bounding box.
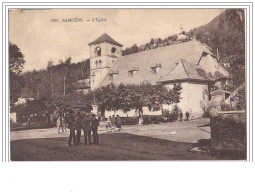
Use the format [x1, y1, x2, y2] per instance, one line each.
[9, 9, 224, 72]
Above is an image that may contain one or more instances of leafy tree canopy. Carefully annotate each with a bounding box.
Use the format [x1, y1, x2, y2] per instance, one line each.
[9, 42, 25, 103]
[85, 83, 182, 114]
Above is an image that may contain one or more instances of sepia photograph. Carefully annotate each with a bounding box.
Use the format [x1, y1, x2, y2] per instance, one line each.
[9, 8, 246, 161]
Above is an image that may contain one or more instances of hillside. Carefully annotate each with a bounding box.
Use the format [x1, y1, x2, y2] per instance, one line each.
[21, 59, 90, 99]
[188, 9, 245, 87]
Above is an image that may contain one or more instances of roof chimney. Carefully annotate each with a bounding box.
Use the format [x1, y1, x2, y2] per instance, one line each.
[216, 48, 220, 61]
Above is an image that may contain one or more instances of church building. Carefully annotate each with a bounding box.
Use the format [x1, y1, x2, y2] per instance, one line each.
[88, 33, 230, 119]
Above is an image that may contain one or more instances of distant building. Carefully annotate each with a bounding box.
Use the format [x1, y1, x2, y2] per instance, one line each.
[72, 79, 91, 94]
[177, 26, 190, 41]
[14, 97, 34, 106]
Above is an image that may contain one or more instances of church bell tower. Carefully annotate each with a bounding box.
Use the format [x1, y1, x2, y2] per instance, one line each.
[88, 33, 123, 90]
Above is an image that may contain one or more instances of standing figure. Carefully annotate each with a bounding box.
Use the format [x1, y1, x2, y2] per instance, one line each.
[189, 109, 192, 120]
[111, 115, 116, 128]
[27, 115, 32, 128]
[62, 116, 67, 132]
[82, 113, 92, 145]
[91, 114, 100, 144]
[107, 116, 112, 129]
[115, 115, 122, 130]
[185, 111, 190, 121]
[179, 111, 183, 121]
[56, 117, 61, 133]
[65, 108, 78, 146]
[76, 111, 82, 145]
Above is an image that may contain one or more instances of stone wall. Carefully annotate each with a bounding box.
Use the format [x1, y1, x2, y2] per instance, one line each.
[210, 110, 246, 153]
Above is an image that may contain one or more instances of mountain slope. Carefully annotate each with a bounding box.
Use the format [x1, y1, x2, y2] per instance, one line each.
[188, 9, 245, 87]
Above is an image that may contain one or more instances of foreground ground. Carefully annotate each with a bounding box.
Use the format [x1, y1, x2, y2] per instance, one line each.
[10, 119, 243, 161]
[12, 133, 216, 161]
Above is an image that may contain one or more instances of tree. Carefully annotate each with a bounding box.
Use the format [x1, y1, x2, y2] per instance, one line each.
[9, 42, 25, 104]
[9, 42, 25, 74]
[156, 38, 161, 43]
[150, 38, 155, 45]
[85, 83, 182, 116]
[130, 44, 139, 54]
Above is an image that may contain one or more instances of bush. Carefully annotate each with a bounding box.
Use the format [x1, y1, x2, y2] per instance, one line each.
[121, 117, 139, 125]
[142, 115, 164, 124]
[11, 121, 55, 130]
[221, 104, 237, 111]
[168, 106, 179, 122]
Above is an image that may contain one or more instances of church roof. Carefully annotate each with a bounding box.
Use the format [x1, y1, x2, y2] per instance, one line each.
[197, 53, 230, 79]
[88, 33, 123, 47]
[158, 59, 209, 83]
[100, 40, 215, 86]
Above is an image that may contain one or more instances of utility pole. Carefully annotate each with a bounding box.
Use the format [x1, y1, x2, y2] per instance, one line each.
[48, 60, 54, 96]
[64, 75, 66, 96]
[81, 60, 84, 79]
[64, 65, 67, 96]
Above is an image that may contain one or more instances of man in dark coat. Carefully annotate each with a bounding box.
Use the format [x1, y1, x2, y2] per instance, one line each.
[179, 111, 183, 121]
[80, 111, 92, 145]
[185, 111, 190, 121]
[91, 114, 100, 144]
[65, 108, 78, 146]
[75, 109, 83, 145]
[115, 115, 122, 129]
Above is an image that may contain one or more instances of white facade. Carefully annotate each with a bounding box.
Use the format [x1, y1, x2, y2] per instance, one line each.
[103, 82, 209, 119]
[178, 34, 189, 41]
[14, 97, 34, 106]
[164, 82, 209, 119]
[10, 112, 17, 123]
[104, 107, 163, 118]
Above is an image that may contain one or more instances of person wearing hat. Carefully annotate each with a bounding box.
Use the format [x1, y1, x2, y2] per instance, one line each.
[65, 108, 78, 146]
[115, 115, 122, 130]
[82, 113, 92, 145]
[91, 114, 100, 144]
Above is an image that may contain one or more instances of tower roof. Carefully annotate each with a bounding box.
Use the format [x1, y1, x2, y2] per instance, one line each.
[88, 33, 123, 47]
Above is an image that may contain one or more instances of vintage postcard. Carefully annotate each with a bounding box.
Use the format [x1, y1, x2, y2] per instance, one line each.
[8, 8, 247, 161]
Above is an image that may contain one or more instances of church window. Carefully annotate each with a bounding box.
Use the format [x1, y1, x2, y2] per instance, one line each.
[95, 61, 99, 68]
[109, 74, 113, 81]
[128, 68, 139, 78]
[151, 63, 161, 75]
[108, 71, 119, 81]
[151, 67, 157, 75]
[128, 71, 134, 78]
[95, 46, 101, 57]
[111, 47, 116, 54]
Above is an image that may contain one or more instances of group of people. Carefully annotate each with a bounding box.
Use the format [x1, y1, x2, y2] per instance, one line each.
[61, 108, 100, 146]
[56, 116, 67, 133]
[179, 109, 192, 121]
[106, 115, 122, 130]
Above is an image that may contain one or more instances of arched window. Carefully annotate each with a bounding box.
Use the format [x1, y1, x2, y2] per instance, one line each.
[111, 47, 116, 54]
[95, 61, 98, 68]
[95, 46, 101, 56]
